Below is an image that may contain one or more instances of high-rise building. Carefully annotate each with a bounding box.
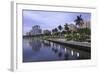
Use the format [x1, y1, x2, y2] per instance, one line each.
[30, 25, 42, 35]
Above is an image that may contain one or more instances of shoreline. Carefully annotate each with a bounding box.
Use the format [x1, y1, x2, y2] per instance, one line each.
[46, 38, 91, 52]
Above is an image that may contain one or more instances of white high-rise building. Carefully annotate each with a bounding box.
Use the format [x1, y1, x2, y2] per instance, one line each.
[30, 25, 42, 35]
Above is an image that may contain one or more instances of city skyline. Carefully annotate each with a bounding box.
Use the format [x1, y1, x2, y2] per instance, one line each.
[23, 10, 91, 35]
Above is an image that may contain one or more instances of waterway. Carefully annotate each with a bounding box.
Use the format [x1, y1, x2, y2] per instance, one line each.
[23, 38, 91, 62]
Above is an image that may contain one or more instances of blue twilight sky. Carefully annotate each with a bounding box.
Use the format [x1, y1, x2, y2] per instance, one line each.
[23, 10, 91, 35]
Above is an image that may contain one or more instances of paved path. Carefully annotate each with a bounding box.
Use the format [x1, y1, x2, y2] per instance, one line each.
[47, 39, 91, 52]
[57, 39, 91, 47]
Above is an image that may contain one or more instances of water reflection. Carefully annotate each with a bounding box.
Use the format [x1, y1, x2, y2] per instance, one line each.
[58, 52, 62, 57]
[71, 50, 74, 56]
[23, 38, 90, 62]
[42, 40, 51, 47]
[29, 39, 41, 52]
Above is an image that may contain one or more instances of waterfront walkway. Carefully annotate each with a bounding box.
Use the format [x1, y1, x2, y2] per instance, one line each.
[47, 39, 91, 52]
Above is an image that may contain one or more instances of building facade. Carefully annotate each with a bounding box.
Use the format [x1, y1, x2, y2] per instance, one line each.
[78, 21, 91, 29]
[81, 21, 91, 29]
[29, 25, 42, 35]
[68, 24, 77, 32]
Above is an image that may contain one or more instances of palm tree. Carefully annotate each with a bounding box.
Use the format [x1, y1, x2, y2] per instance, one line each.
[54, 28, 58, 36]
[54, 28, 58, 33]
[52, 28, 58, 36]
[52, 28, 58, 33]
[58, 25, 63, 38]
[52, 29, 55, 34]
[74, 15, 84, 28]
[58, 25, 63, 31]
[64, 23, 69, 32]
[64, 23, 69, 38]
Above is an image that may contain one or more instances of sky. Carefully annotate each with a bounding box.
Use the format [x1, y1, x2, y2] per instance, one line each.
[23, 10, 91, 35]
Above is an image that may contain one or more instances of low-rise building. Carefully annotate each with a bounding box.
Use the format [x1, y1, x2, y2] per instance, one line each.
[79, 21, 91, 29]
[68, 24, 77, 32]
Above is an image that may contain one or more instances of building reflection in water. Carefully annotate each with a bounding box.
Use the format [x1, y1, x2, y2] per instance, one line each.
[64, 48, 67, 53]
[77, 52, 79, 57]
[23, 38, 90, 62]
[52, 47, 58, 54]
[28, 38, 41, 52]
[51, 43, 81, 60]
[58, 52, 62, 57]
[71, 50, 74, 56]
[42, 40, 51, 47]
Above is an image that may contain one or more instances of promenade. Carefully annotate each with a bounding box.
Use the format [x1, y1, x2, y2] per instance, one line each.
[47, 39, 91, 52]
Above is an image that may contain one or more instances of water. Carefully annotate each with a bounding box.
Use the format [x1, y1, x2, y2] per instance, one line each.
[23, 38, 91, 62]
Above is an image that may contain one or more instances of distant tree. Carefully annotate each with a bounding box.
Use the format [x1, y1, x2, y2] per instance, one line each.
[61, 30, 66, 34]
[43, 30, 51, 36]
[52, 28, 58, 33]
[78, 28, 91, 35]
[58, 25, 63, 31]
[64, 23, 69, 31]
[74, 15, 84, 28]
[58, 25, 63, 37]
[77, 28, 91, 42]
[54, 28, 58, 32]
[52, 29, 55, 34]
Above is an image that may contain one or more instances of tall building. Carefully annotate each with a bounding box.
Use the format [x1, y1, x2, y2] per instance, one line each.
[30, 25, 42, 35]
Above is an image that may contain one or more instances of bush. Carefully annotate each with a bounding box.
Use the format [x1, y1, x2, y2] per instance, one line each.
[65, 34, 73, 41]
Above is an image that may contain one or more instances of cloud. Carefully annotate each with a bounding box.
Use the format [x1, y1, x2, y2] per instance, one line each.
[23, 10, 91, 33]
